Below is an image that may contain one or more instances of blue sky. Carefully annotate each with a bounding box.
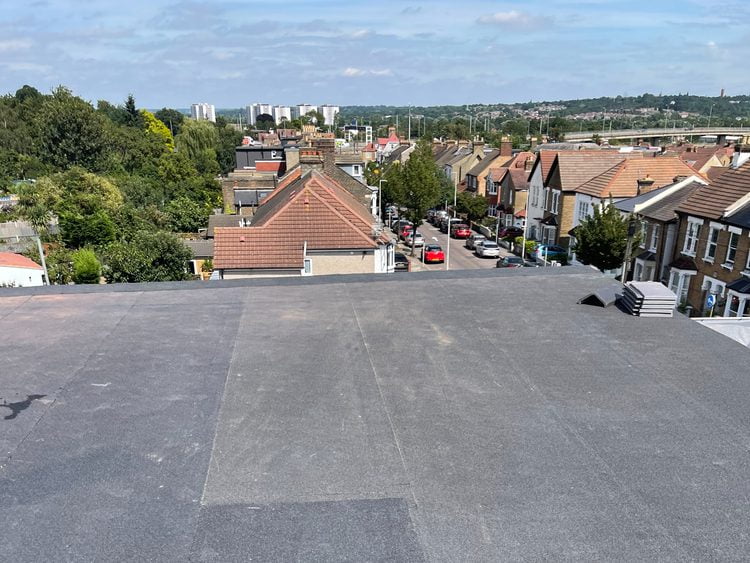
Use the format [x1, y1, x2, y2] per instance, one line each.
[0, 0, 748, 108]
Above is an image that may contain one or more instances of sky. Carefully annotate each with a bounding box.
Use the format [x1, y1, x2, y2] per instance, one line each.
[0, 0, 748, 108]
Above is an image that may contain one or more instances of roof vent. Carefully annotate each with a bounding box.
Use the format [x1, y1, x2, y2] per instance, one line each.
[578, 286, 621, 307]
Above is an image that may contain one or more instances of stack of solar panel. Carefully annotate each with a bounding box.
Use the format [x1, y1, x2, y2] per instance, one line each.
[621, 281, 677, 317]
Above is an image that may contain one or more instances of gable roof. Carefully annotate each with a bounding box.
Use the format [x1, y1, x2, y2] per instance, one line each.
[527, 151, 559, 184]
[615, 179, 706, 223]
[465, 149, 501, 177]
[507, 167, 530, 191]
[214, 171, 381, 270]
[0, 251, 43, 270]
[678, 160, 750, 221]
[552, 152, 631, 192]
[578, 156, 701, 199]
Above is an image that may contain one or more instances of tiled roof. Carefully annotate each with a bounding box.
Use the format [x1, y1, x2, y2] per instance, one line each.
[466, 149, 501, 177]
[0, 252, 43, 270]
[554, 152, 632, 192]
[183, 239, 215, 258]
[578, 156, 700, 199]
[639, 181, 706, 223]
[214, 171, 381, 270]
[706, 166, 729, 183]
[507, 168, 530, 191]
[207, 214, 248, 237]
[677, 160, 750, 220]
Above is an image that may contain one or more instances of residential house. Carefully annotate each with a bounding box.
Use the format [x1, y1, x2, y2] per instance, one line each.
[565, 155, 700, 252]
[376, 127, 401, 161]
[670, 152, 750, 316]
[385, 144, 415, 166]
[614, 175, 707, 283]
[0, 252, 44, 287]
[486, 151, 534, 227]
[525, 151, 558, 241]
[465, 144, 512, 196]
[184, 239, 214, 280]
[548, 151, 643, 249]
[213, 170, 393, 278]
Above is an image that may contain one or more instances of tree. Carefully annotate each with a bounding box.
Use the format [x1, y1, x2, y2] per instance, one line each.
[71, 248, 101, 284]
[175, 119, 218, 161]
[102, 230, 192, 283]
[140, 109, 174, 151]
[154, 108, 185, 136]
[165, 196, 207, 233]
[574, 203, 639, 271]
[456, 191, 487, 224]
[34, 87, 109, 170]
[388, 140, 442, 255]
[124, 94, 143, 128]
[14, 176, 62, 234]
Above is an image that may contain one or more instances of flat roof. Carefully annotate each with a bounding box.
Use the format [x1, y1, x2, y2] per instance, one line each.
[2, 267, 750, 560]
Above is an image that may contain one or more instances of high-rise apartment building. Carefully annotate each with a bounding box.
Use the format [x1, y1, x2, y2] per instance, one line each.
[273, 106, 292, 123]
[246, 103, 274, 125]
[191, 103, 216, 122]
[294, 104, 318, 119]
[320, 104, 340, 126]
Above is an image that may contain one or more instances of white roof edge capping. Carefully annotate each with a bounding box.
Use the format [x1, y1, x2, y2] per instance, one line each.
[723, 191, 750, 219]
[633, 174, 708, 214]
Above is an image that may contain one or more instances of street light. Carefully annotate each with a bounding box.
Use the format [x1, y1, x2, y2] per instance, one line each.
[378, 179, 387, 222]
[708, 103, 716, 128]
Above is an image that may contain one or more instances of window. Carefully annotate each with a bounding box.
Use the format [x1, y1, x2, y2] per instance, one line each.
[551, 190, 560, 214]
[640, 222, 648, 248]
[649, 224, 660, 252]
[303, 259, 312, 275]
[725, 292, 750, 317]
[724, 227, 741, 266]
[504, 214, 513, 226]
[487, 204, 497, 217]
[353, 165, 361, 176]
[682, 217, 703, 256]
[669, 269, 694, 306]
[488, 182, 497, 195]
[543, 187, 551, 211]
[577, 201, 590, 223]
[704, 225, 721, 262]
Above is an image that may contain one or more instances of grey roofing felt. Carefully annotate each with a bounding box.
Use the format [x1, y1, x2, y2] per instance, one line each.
[207, 214, 247, 237]
[614, 185, 672, 213]
[726, 201, 750, 229]
[465, 149, 501, 177]
[616, 181, 706, 223]
[183, 239, 214, 258]
[3, 268, 750, 560]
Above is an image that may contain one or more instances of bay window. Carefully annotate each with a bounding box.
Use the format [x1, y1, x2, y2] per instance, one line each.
[682, 217, 703, 256]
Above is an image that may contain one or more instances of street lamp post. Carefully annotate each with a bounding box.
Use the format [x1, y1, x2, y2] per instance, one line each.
[378, 179, 387, 222]
[708, 103, 715, 128]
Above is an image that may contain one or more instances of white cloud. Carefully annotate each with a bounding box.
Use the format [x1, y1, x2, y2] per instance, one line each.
[476, 10, 546, 28]
[343, 67, 366, 77]
[2, 62, 51, 73]
[0, 39, 32, 52]
[342, 67, 393, 77]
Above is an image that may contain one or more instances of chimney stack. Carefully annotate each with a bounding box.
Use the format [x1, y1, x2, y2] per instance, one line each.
[500, 136, 513, 157]
[313, 138, 336, 172]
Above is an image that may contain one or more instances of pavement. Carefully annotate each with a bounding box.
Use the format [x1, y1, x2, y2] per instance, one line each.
[395, 221, 513, 272]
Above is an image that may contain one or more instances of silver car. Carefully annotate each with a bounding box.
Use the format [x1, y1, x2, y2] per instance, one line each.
[475, 240, 501, 258]
[465, 233, 486, 250]
[404, 231, 424, 247]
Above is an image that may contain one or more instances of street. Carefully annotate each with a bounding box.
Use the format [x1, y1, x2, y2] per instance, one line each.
[395, 221, 513, 271]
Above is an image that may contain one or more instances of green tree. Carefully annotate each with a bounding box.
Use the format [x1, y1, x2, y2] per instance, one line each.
[124, 94, 142, 128]
[165, 196, 207, 233]
[102, 230, 192, 283]
[154, 108, 185, 136]
[456, 191, 487, 224]
[34, 87, 109, 170]
[574, 203, 639, 271]
[140, 109, 174, 151]
[175, 119, 218, 161]
[14, 176, 62, 234]
[71, 248, 101, 284]
[388, 140, 442, 255]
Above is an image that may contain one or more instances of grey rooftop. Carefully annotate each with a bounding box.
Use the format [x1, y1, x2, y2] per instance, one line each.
[2, 267, 750, 561]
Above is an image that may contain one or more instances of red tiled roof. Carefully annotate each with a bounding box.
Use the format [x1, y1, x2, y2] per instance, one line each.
[214, 171, 380, 270]
[598, 157, 701, 199]
[677, 160, 750, 220]
[0, 252, 43, 270]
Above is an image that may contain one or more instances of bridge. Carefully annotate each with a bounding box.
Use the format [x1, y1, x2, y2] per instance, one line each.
[564, 126, 750, 144]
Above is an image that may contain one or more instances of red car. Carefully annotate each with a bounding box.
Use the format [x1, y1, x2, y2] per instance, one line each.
[422, 244, 445, 263]
[451, 224, 472, 239]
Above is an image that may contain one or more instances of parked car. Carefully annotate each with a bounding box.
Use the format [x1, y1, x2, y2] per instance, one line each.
[475, 240, 501, 258]
[422, 244, 445, 263]
[394, 252, 410, 272]
[404, 231, 424, 247]
[534, 244, 568, 262]
[496, 256, 525, 268]
[441, 218, 463, 233]
[498, 226, 524, 240]
[465, 233, 486, 250]
[400, 226, 414, 241]
[451, 224, 472, 239]
[432, 210, 449, 225]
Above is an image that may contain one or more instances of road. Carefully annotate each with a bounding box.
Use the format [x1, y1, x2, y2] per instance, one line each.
[395, 221, 512, 272]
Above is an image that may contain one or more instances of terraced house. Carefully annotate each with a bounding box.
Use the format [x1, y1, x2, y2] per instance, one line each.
[670, 151, 750, 316]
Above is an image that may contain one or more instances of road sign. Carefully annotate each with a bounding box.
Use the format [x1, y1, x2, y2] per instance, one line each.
[706, 294, 716, 310]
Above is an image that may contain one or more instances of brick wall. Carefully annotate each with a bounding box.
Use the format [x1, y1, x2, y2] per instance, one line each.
[557, 193, 577, 248]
